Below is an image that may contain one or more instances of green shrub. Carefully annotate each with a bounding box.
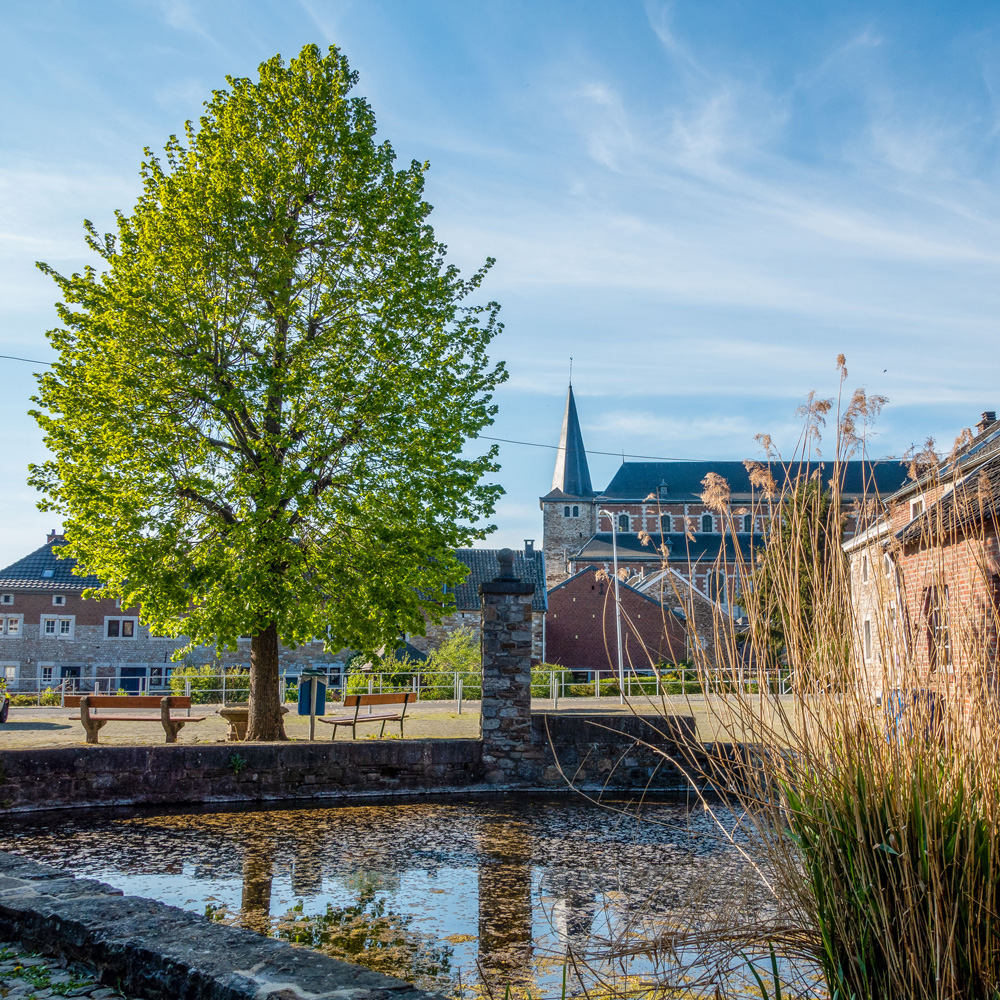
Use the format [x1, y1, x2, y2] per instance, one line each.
[283, 683, 298, 704]
[419, 629, 481, 700]
[345, 650, 415, 696]
[170, 665, 250, 704]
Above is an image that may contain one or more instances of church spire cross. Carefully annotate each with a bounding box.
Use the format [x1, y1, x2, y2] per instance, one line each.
[551, 381, 593, 496]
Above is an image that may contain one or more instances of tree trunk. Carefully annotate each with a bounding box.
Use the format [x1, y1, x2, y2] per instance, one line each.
[246, 623, 287, 741]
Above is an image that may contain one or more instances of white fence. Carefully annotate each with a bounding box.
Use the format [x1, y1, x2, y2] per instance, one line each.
[2, 665, 792, 709]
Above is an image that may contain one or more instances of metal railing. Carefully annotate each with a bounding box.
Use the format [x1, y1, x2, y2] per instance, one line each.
[1, 665, 793, 710]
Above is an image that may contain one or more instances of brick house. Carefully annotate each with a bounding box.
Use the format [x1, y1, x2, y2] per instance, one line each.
[844, 411, 1000, 697]
[0, 532, 351, 693]
[545, 566, 686, 670]
[405, 545, 548, 662]
[541, 383, 909, 606]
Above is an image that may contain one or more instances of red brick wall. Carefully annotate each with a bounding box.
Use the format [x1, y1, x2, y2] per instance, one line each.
[545, 568, 687, 670]
[0, 590, 136, 626]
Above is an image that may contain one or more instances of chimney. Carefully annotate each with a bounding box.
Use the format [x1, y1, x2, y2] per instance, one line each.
[46, 529, 62, 544]
[524, 539, 535, 559]
[978, 411, 997, 435]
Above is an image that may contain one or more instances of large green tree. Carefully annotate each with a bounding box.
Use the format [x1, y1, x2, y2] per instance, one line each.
[30, 45, 505, 740]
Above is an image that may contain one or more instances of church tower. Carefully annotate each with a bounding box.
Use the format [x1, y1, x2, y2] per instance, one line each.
[540, 383, 597, 590]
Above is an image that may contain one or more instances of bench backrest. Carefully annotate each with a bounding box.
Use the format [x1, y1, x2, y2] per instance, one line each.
[67, 695, 192, 710]
[342, 692, 416, 708]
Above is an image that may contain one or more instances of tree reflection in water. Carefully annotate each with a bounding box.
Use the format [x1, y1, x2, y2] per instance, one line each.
[1, 798, 755, 999]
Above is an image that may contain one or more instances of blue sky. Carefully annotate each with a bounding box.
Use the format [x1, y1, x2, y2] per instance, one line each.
[3, 0, 1000, 565]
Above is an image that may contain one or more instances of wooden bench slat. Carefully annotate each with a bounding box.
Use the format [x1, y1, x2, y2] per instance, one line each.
[65, 695, 193, 709]
[70, 715, 206, 722]
[318, 713, 401, 725]
[342, 692, 416, 707]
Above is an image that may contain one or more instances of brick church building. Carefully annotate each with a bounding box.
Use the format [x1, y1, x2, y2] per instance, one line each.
[540, 383, 909, 668]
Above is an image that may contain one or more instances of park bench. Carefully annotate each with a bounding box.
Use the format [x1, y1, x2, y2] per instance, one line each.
[66, 695, 205, 745]
[318, 692, 416, 740]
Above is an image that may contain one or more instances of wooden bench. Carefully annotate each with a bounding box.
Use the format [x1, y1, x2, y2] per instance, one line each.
[66, 695, 205, 744]
[318, 692, 416, 739]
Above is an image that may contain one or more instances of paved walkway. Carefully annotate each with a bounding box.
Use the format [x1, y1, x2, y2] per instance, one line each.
[0, 941, 134, 1000]
[0, 695, 790, 749]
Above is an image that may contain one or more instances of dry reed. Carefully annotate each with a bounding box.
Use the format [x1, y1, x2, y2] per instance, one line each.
[584, 361, 1000, 999]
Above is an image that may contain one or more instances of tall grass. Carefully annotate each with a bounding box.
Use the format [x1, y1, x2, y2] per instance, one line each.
[597, 359, 1000, 999]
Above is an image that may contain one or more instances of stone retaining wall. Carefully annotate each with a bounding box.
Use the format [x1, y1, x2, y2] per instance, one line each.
[0, 850, 440, 1000]
[0, 715, 705, 815]
[0, 739, 485, 814]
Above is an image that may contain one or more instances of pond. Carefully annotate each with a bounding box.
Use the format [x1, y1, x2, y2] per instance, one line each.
[0, 795, 766, 999]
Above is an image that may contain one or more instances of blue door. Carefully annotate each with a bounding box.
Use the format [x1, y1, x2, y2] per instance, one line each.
[119, 667, 146, 694]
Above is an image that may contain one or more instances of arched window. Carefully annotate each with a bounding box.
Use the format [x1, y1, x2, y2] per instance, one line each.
[660, 513, 671, 533]
[572, 505, 579, 517]
[563, 506, 570, 518]
[707, 571, 727, 604]
[701, 513, 713, 533]
[617, 513, 630, 532]
[743, 514, 753, 533]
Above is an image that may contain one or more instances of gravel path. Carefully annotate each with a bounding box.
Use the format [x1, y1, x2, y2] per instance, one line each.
[0, 695, 784, 749]
[0, 942, 140, 1000]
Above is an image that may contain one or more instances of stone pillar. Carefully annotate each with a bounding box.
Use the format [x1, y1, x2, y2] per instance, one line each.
[480, 548, 540, 784]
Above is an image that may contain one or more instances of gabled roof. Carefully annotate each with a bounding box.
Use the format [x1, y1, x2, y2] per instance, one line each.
[896, 455, 1000, 546]
[451, 548, 548, 612]
[599, 460, 908, 502]
[548, 564, 679, 613]
[572, 532, 761, 565]
[0, 535, 102, 592]
[548, 384, 593, 498]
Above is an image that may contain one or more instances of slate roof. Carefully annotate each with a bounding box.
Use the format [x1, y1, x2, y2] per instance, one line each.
[599, 460, 909, 501]
[572, 532, 762, 565]
[0, 536, 102, 592]
[451, 548, 548, 611]
[897, 453, 1000, 546]
[549, 564, 681, 613]
[547, 384, 594, 498]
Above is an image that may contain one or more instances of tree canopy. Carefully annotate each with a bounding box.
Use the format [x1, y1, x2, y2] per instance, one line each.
[30, 44, 506, 738]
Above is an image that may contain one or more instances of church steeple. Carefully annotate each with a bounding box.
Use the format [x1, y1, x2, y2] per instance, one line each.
[551, 383, 593, 496]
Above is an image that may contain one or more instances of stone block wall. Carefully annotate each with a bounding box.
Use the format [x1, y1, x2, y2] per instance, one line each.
[0, 712, 709, 814]
[0, 851, 440, 1000]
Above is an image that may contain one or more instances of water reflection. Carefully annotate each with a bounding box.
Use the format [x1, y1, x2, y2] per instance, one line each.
[0, 796, 750, 998]
[477, 814, 533, 992]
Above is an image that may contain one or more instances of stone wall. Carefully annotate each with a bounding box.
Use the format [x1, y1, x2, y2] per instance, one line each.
[0, 714, 705, 814]
[532, 712, 698, 789]
[0, 740, 485, 814]
[541, 499, 597, 589]
[0, 851, 440, 1000]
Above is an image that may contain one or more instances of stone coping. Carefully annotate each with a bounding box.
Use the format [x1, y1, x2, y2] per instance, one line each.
[0, 850, 441, 1000]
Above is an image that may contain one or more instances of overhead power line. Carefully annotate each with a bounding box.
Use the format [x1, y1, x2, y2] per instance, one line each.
[0, 352, 691, 462]
[0, 353, 51, 365]
[477, 434, 692, 462]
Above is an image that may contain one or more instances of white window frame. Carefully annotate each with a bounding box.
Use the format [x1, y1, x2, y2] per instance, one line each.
[864, 619, 873, 660]
[52, 595, 66, 606]
[1, 662, 18, 683]
[39, 664, 54, 685]
[1, 615, 23, 637]
[0, 594, 12, 606]
[105, 616, 139, 639]
[910, 496, 925, 521]
[40, 615, 75, 639]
